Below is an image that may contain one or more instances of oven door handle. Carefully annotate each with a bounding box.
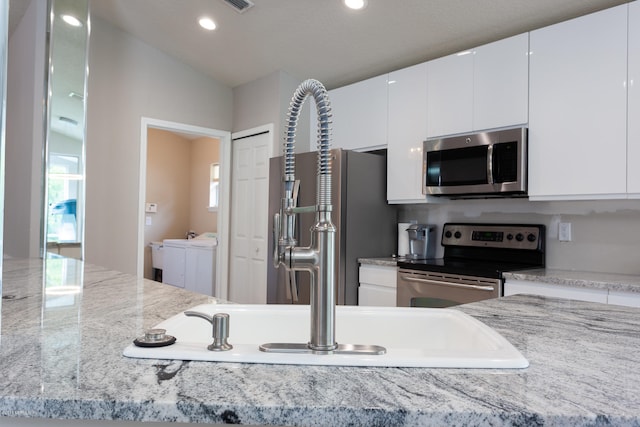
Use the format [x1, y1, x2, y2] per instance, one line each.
[399, 275, 496, 292]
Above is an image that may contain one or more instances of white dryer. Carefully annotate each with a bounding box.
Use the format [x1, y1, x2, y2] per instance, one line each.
[162, 233, 217, 296]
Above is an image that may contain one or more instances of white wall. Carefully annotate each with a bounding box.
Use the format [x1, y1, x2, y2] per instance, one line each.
[4, 0, 46, 258]
[85, 17, 233, 274]
[400, 199, 640, 275]
[233, 69, 310, 154]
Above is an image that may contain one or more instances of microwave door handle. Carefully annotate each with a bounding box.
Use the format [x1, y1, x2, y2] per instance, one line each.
[486, 144, 494, 185]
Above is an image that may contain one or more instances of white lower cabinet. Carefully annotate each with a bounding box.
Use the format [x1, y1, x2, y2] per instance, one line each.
[162, 245, 186, 288]
[358, 264, 397, 307]
[607, 291, 640, 308]
[628, 1, 640, 196]
[163, 244, 216, 296]
[504, 279, 640, 308]
[504, 280, 608, 304]
[185, 246, 216, 296]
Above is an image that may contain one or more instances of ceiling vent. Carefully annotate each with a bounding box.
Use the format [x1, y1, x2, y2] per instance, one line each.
[222, 0, 255, 14]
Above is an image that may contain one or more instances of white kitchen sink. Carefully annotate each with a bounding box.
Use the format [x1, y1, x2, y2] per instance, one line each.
[123, 304, 528, 368]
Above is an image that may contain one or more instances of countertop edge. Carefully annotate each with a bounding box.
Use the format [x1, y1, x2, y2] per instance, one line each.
[358, 258, 640, 294]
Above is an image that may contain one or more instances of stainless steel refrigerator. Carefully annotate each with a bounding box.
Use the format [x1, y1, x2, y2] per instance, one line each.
[267, 149, 397, 305]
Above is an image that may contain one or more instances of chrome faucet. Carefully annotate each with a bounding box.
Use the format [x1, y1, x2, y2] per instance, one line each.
[261, 79, 385, 356]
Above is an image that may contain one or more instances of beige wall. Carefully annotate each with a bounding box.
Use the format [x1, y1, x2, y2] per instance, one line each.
[143, 129, 219, 279]
[85, 17, 233, 275]
[233, 70, 310, 154]
[190, 136, 220, 233]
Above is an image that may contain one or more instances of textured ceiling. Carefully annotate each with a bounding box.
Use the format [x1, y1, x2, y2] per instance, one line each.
[89, 0, 631, 90]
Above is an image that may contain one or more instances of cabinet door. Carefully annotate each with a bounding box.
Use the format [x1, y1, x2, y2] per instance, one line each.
[162, 246, 185, 288]
[358, 264, 397, 307]
[185, 246, 215, 296]
[608, 290, 640, 308]
[426, 52, 473, 138]
[629, 2, 640, 195]
[387, 63, 428, 203]
[528, 5, 628, 199]
[330, 74, 388, 151]
[473, 33, 529, 131]
[358, 285, 397, 307]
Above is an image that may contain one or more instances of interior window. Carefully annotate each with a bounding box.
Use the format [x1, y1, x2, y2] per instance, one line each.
[209, 163, 220, 211]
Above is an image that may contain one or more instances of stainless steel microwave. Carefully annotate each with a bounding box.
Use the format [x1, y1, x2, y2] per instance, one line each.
[423, 127, 527, 197]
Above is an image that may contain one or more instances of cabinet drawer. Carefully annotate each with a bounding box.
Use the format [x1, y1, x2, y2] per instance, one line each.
[359, 265, 397, 288]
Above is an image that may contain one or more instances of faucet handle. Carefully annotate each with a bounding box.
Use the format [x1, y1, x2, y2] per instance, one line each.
[184, 311, 233, 351]
[285, 269, 299, 303]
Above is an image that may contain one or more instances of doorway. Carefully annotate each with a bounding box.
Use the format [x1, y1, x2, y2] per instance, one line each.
[138, 118, 231, 299]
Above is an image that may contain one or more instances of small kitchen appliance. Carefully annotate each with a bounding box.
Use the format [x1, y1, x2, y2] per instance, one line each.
[423, 127, 527, 198]
[397, 223, 545, 308]
[406, 224, 436, 259]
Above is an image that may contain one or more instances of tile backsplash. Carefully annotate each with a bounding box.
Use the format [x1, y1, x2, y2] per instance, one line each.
[398, 199, 640, 275]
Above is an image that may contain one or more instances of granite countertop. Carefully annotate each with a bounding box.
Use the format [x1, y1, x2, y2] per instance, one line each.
[504, 268, 640, 294]
[1, 257, 640, 426]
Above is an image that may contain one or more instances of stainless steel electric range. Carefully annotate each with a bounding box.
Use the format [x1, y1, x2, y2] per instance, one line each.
[396, 223, 545, 308]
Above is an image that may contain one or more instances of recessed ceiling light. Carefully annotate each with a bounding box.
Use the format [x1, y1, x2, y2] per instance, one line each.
[344, 0, 367, 10]
[61, 14, 82, 27]
[199, 17, 217, 31]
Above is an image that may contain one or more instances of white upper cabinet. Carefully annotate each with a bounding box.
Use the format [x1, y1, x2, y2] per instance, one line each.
[426, 51, 473, 138]
[387, 63, 428, 203]
[426, 34, 529, 138]
[528, 5, 628, 199]
[327, 74, 389, 151]
[426, 50, 473, 137]
[628, 1, 640, 196]
[473, 33, 529, 131]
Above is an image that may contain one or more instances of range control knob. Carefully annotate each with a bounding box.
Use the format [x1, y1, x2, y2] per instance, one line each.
[527, 233, 537, 242]
[444, 230, 452, 238]
[454, 231, 462, 239]
[515, 233, 524, 242]
[506, 233, 514, 240]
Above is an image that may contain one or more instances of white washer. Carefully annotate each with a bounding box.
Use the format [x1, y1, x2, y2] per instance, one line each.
[162, 235, 217, 296]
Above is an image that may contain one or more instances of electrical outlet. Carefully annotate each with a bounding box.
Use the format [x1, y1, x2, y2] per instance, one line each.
[146, 216, 152, 226]
[559, 222, 572, 242]
[145, 203, 158, 213]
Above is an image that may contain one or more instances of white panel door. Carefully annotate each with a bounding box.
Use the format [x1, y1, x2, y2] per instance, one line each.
[229, 132, 271, 303]
[628, 1, 640, 195]
[528, 5, 628, 199]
